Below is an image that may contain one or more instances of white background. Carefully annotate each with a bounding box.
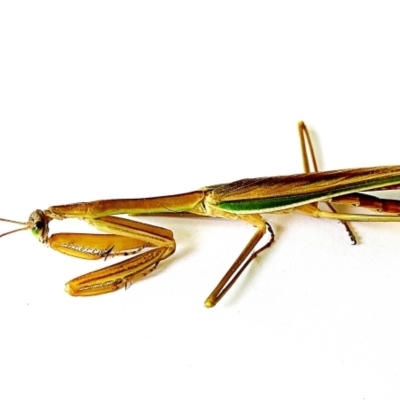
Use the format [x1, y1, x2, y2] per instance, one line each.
[1, 2, 400, 399]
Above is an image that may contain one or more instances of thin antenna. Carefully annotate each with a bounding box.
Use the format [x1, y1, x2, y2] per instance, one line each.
[0, 217, 30, 238]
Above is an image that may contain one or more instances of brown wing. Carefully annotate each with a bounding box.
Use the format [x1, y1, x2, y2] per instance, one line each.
[206, 166, 400, 204]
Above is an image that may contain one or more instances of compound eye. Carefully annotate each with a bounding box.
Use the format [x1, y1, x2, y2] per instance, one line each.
[32, 220, 44, 237]
[28, 210, 49, 243]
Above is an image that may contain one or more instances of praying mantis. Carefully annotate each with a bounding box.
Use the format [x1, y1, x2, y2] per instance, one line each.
[2, 121, 400, 307]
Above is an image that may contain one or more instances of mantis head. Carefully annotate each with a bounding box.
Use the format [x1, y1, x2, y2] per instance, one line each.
[0, 210, 51, 243]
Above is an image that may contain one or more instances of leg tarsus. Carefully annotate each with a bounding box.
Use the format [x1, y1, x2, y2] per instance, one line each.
[324, 202, 357, 245]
